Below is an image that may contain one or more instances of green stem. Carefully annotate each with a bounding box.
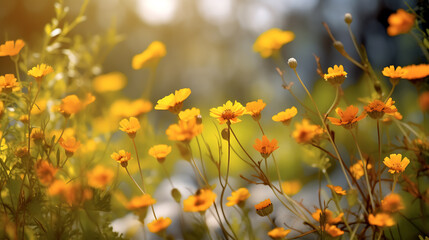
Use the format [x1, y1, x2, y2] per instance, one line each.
[131, 138, 146, 191]
[377, 120, 383, 199]
[350, 130, 375, 210]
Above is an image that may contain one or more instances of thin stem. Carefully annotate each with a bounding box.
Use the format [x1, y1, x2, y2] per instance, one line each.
[125, 167, 145, 194]
[271, 154, 283, 192]
[324, 86, 341, 121]
[13, 57, 21, 82]
[392, 175, 397, 192]
[161, 164, 174, 187]
[202, 213, 215, 240]
[131, 138, 146, 190]
[384, 83, 397, 102]
[409, 31, 429, 62]
[350, 130, 375, 210]
[257, 120, 265, 135]
[292, 68, 353, 188]
[377, 120, 383, 199]
[187, 143, 210, 187]
[346, 23, 364, 61]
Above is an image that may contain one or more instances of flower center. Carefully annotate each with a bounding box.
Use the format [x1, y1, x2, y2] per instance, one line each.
[222, 109, 235, 120]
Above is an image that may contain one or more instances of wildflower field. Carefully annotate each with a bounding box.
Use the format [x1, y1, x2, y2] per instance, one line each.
[1, 0, 429, 239]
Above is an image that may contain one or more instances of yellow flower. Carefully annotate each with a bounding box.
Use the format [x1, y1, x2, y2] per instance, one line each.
[147, 217, 172, 233]
[383, 153, 410, 174]
[35, 160, 57, 186]
[381, 193, 404, 213]
[253, 135, 279, 159]
[254, 199, 273, 216]
[155, 88, 191, 114]
[183, 189, 216, 212]
[210, 100, 248, 124]
[119, 117, 141, 138]
[253, 28, 295, 58]
[59, 136, 81, 157]
[132, 41, 167, 70]
[166, 118, 203, 142]
[368, 213, 395, 227]
[92, 72, 127, 93]
[281, 180, 302, 196]
[272, 106, 297, 126]
[324, 65, 347, 85]
[30, 128, 44, 143]
[402, 64, 429, 80]
[87, 165, 114, 189]
[312, 209, 343, 224]
[226, 188, 250, 207]
[387, 9, 415, 36]
[246, 99, 266, 121]
[382, 65, 407, 79]
[128, 194, 156, 210]
[31, 99, 47, 115]
[27, 64, 54, 83]
[292, 119, 324, 144]
[148, 144, 172, 163]
[350, 160, 372, 180]
[0, 39, 25, 57]
[0, 74, 20, 93]
[325, 224, 344, 237]
[268, 227, 291, 239]
[111, 150, 132, 167]
[110, 99, 153, 118]
[0, 101, 4, 118]
[178, 107, 201, 123]
[327, 184, 346, 196]
[327, 105, 366, 129]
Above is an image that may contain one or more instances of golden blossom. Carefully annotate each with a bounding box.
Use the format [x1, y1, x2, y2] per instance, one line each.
[253, 28, 295, 58]
[210, 100, 248, 124]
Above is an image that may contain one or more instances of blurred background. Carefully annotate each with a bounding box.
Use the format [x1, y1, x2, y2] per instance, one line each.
[1, 0, 426, 239]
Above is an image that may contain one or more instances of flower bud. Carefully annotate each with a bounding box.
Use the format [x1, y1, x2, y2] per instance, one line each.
[221, 128, 230, 141]
[287, 58, 297, 69]
[344, 13, 352, 24]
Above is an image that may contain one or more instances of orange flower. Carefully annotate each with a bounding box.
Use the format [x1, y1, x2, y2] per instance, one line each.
[210, 100, 248, 124]
[226, 188, 250, 207]
[87, 165, 114, 189]
[383, 153, 410, 174]
[0, 74, 20, 93]
[364, 98, 397, 119]
[59, 136, 80, 157]
[132, 41, 167, 70]
[178, 108, 201, 122]
[292, 119, 324, 144]
[387, 9, 415, 36]
[58, 94, 94, 117]
[402, 64, 429, 80]
[382, 65, 407, 79]
[350, 160, 372, 180]
[147, 217, 172, 233]
[92, 72, 126, 93]
[325, 224, 344, 237]
[419, 91, 429, 112]
[368, 213, 395, 227]
[327, 105, 366, 129]
[166, 118, 203, 142]
[324, 65, 347, 85]
[281, 180, 302, 196]
[183, 189, 216, 212]
[382, 111, 403, 124]
[48, 180, 93, 207]
[27, 64, 54, 83]
[253, 28, 295, 58]
[253, 135, 279, 158]
[111, 150, 132, 167]
[312, 209, 343, 224]
[246, 99, 266, 121]
[119, 117, 141, 138]
[381, 193, 404, 213]
[327, 185, 346, 195]
[127, 194, 156, 210]
[110, 99, 152, 118]
[154, 88, 191, 114]
[268, 227, 291, 239]
[255, 199, 273, 216]
[35, 160, 57, 186]
[272, 106, 297, 126]
[148, 144, 172, 163]
[30, 128, 44, 143]
[0, 39, 25, 57]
